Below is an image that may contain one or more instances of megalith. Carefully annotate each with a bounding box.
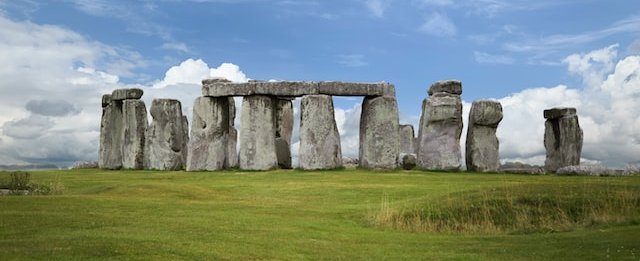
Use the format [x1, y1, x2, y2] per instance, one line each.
[465, 100, 503, 172]
[275, 99, 294, 169]
[144, 99, 188, 170]
[399, 124, 416, 154]
[544, 107, 583, 172]
[238, 95, 278, 170]
[99, 94, 123, 169]
[226, 97, 239, 168]
[99, 88, 147, 170]
[186, 97, 229, 171]
[359, 96, 400, 169]
[417, 80, 463, 170]
[299, 95, 342, 170]
[122, 99, 148, 169]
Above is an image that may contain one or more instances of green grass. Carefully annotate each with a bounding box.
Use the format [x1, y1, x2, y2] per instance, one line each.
[0, 169, 639, 260]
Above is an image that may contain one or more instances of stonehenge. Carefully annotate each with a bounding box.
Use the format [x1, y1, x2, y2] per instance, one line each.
[417, 80, 464, 171]
[238, 95, 278, 170]
[298, 95, 342, 170]
[544, 107, 583, 172]
[186, 97, 230, 171]
[399, 124, 416, 154]
[144, 99, 188, 170]
[98, 79, 585, 174]
[99, 88, 147, 170]
[359, 96, 400, 169]
[465, 100, 503, 172]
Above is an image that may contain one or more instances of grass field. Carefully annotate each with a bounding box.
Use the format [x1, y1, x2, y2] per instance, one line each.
[1, 169, 639, 260]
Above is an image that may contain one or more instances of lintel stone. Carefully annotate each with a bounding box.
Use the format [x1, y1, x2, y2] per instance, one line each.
[111, 88, 143, 101]
[202, 80, 395, 97]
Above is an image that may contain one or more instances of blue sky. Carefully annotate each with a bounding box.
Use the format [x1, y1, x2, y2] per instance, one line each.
[0, 0, 639, 167]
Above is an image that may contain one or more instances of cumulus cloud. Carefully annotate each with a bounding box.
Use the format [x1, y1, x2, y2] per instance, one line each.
[419, 12, 456, 37]
[0, 14, 249, 166]
[494, 44, 640, 167]
[25, 99, 80, 117]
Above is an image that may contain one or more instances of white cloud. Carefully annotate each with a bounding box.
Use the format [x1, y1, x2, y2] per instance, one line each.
[493, 44, 640, 167]
[419, 12, 456, 37]
[0, 14, 248, 167]
[474, 51, 515, 64]
[210, 63, 249, 83]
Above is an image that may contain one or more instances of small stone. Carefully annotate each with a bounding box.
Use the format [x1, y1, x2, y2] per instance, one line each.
[399, 153, 417, 170]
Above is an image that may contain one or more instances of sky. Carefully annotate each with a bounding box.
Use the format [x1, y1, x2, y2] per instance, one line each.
[0, 0, 639, 168]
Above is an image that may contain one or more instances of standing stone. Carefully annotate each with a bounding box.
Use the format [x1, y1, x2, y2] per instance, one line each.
[99, 94, 123, 170]
[275, 99, 294, 169]
[226, 97, 239, 168]
[299, 95, 342, 170]
[359, 96, 400, 169]
[399, 124, 416, 154]
[186, 97, 229, 171]
[544, 107, 583, 172]
[465, 100, 503, 172]
[144, 99, 188, 170]
[238, 95, 278, 170]
[181, 115, 189, 166]
[122, 100, 148, 169]
[417, 80, 463, 170]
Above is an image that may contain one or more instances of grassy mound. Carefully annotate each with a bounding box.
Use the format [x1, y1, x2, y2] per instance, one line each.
[370, 183, 640, 234]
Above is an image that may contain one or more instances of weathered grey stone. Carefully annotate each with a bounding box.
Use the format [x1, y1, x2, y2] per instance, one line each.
[99, 98, 123, 170]
[111, 88, 143, 101]
[428, 80, 462, 96]
[101, 94, 111, 107]
[226, 97, 238, 168]
[544, 107, 583, 172]
[275, 137, 292, 169]
[238, 95, 278, 170]
[359, 96, 400, 169]
[299, 95, 342, 170]
[342, 157, 359, 168]
[275, 99, 293, 168]
[399, 124, 416, 154]
[317, 82, 394, 97]
[186, 97, 229, 171]
[275, 99, 294, 145]
[182, 116, 189, 166]
[399, 153, 417, 170]
[417, 85, 463, 170]
[71, 161, 99, 169]
[544, 107, 576, 120]
[465, 100, 502, 172]
[227, 127, 238, 168]
[122, 100, 148, 169]
[202, 80, 393, 97]
[144, 99, 188, 170]
[556, 164, 629, 176]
